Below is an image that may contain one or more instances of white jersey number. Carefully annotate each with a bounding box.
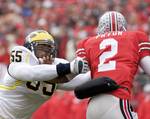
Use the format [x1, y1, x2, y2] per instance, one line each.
[98, 38, 118, 72]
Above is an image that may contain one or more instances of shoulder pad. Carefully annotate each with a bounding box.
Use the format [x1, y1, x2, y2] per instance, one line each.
[10, 46, 39, 65]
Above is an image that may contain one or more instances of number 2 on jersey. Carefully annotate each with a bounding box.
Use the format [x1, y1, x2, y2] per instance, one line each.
[98, 38, 118, 72]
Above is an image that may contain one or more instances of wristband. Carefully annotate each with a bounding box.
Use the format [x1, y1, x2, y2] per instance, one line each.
[56, 63, 71, 76]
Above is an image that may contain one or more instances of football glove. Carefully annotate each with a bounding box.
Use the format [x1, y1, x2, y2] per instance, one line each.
[70, 57, 89, 74]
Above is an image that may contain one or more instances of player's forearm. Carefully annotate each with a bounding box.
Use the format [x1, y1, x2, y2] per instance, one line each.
[8, 57, 87, 81]
[57, 71, 91, 90]
[8, 63, 59, 81]
[140, 56, 150, 76]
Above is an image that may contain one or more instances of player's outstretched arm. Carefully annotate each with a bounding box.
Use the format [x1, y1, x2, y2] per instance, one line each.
[8, 57, 88, 81]
[57, 71, 91, 90]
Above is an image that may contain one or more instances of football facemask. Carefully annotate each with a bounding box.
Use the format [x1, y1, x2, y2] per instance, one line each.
[24, 30, 56, 64]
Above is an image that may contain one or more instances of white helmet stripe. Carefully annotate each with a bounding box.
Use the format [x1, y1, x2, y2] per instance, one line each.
[109, 12, 112, 32]
[111, 12, 114, 31]
[115, 12, 118, 31]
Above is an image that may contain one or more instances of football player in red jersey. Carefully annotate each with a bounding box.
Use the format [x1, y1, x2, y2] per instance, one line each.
[75, 11, 150, 119]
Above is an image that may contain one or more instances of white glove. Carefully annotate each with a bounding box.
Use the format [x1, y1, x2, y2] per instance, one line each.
[70, 57, 89, 74]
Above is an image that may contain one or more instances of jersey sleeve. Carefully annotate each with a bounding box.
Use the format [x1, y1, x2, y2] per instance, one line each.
[10, 46, 39, 65]
[138, 31, 150, 59]
[53, 58, 69, 64]
[76, 39, 89, 62]
[57, 71, 91, 90]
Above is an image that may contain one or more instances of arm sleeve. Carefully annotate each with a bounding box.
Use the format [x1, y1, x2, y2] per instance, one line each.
[8, 62, 58, 81]
[57, 71, 91, 90]
[76, 38, 89, 61]
[8, 47, 72, 81]
[140, 56, 150, 76]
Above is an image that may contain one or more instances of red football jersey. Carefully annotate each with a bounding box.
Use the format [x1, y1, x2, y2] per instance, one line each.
[76, 31, 150, 99]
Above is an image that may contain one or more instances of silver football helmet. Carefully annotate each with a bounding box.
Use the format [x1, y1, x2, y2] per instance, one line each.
[97, 11, 127, 34]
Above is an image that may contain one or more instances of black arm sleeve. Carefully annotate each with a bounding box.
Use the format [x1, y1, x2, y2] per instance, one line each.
[74, 77, 120, 99]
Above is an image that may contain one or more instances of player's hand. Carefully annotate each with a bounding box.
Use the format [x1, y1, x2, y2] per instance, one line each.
[70, 57, 89, 74]
[38, 56, 53, 64]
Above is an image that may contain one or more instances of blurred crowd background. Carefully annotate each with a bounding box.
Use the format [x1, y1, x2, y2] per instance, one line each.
[0, 0, 150, 119]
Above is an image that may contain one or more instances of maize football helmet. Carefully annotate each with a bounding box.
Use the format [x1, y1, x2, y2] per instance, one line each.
[97, 11, 127, 34]
[24, 30, 56, 64]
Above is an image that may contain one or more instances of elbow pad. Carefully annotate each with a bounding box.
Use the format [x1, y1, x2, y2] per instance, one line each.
[74, 77, 120, 99]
